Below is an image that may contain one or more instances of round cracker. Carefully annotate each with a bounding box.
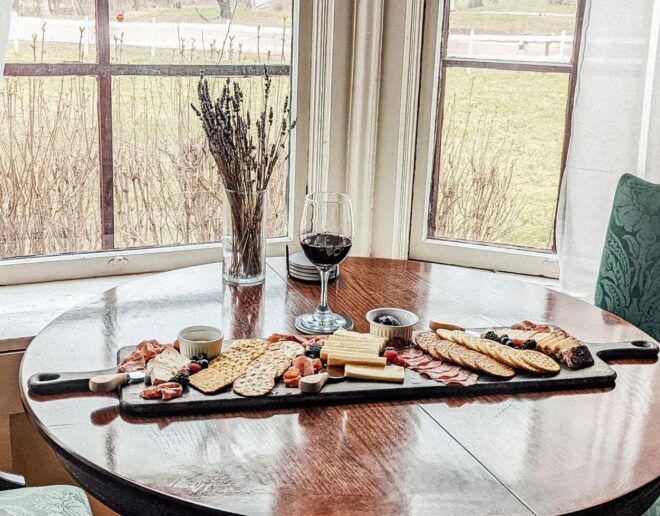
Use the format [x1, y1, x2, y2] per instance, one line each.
[435, 328, 454, 342]
[507, 349, 545, 373]
[521, 350, 561, 374]
[233, 374, 275, 397]
[278, 341, 305, 359]
[447, 347, 468, 367]
[430, 340, 454, 361]
[415, 332, 440, 353]
[490, 345, 519, 368]
[475, 355, 516, 379]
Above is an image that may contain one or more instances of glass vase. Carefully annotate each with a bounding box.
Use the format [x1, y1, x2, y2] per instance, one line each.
[222, 188, 267, 285]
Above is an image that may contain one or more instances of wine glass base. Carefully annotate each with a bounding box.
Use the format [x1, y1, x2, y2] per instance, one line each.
[295, 313, 355, 335]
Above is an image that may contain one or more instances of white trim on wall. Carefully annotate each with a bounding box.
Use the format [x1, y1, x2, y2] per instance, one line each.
[345, 0, 384, 257]
[307, 0, 335, 194]
[391, 0, 425, 260]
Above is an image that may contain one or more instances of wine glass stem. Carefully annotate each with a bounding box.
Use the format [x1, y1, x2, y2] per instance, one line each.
[315, 269, 331, 318]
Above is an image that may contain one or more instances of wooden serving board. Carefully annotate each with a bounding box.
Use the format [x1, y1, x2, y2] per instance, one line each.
[118, 337, 658, 417]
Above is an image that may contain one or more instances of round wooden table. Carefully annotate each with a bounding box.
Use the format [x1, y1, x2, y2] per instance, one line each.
[19, 258, 660, 515]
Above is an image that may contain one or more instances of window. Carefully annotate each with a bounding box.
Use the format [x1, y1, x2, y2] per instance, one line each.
[2, 0, 294, 260]
[410, 0, 585, 276]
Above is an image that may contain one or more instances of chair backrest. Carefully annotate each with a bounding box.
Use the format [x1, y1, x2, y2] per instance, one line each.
[595, 173, 660, 342]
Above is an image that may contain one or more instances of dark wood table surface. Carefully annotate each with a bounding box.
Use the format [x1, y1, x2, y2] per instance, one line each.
[19, 257, 660, 515]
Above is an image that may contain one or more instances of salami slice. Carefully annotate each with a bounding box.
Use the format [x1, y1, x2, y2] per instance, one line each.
[415, 360, 445, 371]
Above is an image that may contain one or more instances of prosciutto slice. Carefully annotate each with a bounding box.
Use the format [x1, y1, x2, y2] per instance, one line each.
[139, 382, 183, 401]
[118, 339, 166, 373]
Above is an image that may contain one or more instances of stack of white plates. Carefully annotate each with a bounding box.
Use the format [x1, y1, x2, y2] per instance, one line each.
[288, 251, 338, 282]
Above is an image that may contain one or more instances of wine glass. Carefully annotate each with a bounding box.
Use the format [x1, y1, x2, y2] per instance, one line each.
[295, 192, 354, 334]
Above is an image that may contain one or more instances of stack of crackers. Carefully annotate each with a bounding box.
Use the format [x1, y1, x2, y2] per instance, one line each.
[189, 339, 305, 397]
[415, 329, 560, 379]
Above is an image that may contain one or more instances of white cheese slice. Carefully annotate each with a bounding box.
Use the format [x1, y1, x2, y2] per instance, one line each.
[344, 364, 405, 383]
[326, 353, 387, 367]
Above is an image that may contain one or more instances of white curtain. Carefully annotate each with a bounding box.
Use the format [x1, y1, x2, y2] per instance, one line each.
[0, 1, 10, 93]
[557, 0, 660, 300]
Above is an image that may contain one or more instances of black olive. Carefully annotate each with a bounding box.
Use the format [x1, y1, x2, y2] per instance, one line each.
[375, 315, 402, 326]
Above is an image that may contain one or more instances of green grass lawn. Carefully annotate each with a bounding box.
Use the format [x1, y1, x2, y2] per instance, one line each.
[436, 67, 568, 249]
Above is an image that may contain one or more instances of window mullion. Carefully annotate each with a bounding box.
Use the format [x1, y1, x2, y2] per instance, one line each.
[96, 0, 114, 249]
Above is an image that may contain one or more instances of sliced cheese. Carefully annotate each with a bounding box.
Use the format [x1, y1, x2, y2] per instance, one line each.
[326, 352, 387, 367]
[323, 341, 382, 352]
[334, 329, 385, 342]
[321, 346, 380, 360]
[344, 364, 405, 383]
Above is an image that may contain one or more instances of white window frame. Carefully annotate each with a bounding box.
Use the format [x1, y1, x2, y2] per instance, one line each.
[408, 0, 586, 278]
[0, 0, 317, 285]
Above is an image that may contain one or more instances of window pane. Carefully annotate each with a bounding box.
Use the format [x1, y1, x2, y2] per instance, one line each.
[112, 75, 290, 249]
[447, 0, 578, 63]
[107, 0, 292, 65]
[6, 0, 97, 63]
[430, 67, 568, 249]
[0, 77, 100, 257]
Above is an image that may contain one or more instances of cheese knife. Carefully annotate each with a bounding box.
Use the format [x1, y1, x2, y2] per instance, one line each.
[28, 368, 144, 395]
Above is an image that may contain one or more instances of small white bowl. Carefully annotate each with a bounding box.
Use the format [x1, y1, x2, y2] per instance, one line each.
[177, 325, 224, 360]
[366, 308, 419, 343]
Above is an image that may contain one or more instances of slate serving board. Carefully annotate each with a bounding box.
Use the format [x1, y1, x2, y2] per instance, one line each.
[118, 336, 658, 417]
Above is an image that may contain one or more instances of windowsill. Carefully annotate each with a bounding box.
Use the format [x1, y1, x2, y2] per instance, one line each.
[0, 273, 150, 352]
[0, 266, 559, 351]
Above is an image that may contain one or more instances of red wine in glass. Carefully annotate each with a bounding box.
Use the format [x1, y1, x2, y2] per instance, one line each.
[300, 233, 352, 269]
[295, 193, 354, 334]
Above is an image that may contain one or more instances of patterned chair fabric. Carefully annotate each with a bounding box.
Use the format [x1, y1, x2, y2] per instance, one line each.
[595, 173, 660, 342]
[0, 485, 92, 515]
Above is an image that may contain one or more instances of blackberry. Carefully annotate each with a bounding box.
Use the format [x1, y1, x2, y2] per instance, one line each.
[523, 339, 537, 350]
[485, 331, 499, 341]
[304, 346, 321, 359]
[169, 373, 190, 388]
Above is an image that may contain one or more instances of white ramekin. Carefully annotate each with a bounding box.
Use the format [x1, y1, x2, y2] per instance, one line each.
[365, 308, 419, 343]
[177, 325, 224, 359]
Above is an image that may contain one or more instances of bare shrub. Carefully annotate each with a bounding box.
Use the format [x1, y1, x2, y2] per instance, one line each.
[1, 14, 291, 258]
[434, 82, 521, 244]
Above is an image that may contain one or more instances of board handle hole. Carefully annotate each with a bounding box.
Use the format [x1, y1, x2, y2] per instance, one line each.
[36, 373, 59, 382]
[631, 340, 650, 348]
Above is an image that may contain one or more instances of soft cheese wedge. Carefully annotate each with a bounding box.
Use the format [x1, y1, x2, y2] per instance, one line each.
[344, 364, 405, 383]
[326, 352, 387, 367]
[146, 347, 190, 385]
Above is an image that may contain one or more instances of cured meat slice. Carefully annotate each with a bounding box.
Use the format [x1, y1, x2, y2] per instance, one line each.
[444, 372, 479, 387]
[399, 348, 425, 359]
[414, 360, 445, 371]
[139, 385, 162, 399]
[159, 382, 183, 400]
[403, 356, 433, 368]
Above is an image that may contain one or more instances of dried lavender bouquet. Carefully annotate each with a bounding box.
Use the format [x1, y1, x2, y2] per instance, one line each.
[193, 70, 295, 281]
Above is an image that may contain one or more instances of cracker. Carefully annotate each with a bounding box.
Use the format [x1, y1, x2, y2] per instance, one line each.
[414, 332, 441, 353]
[277, 341, 305, 360]
[451, 330, 469, 345]
[435, 328, 454, 342]
[475, 338, 497, 355]
[475, 355, 516, 379]
[247, 350, 291, 377]
[490, 345, 519, 368]
[521, 350, 561, 374]
[233, 374, 275, 397]
[507, 349, 544, 373]
[430, 340, 454, 361]
[189, 368, 235, 394]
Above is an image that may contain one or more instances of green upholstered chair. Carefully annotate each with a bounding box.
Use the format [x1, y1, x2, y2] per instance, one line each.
[0, 470, 92, 515]
[595, 173, 660, 343]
